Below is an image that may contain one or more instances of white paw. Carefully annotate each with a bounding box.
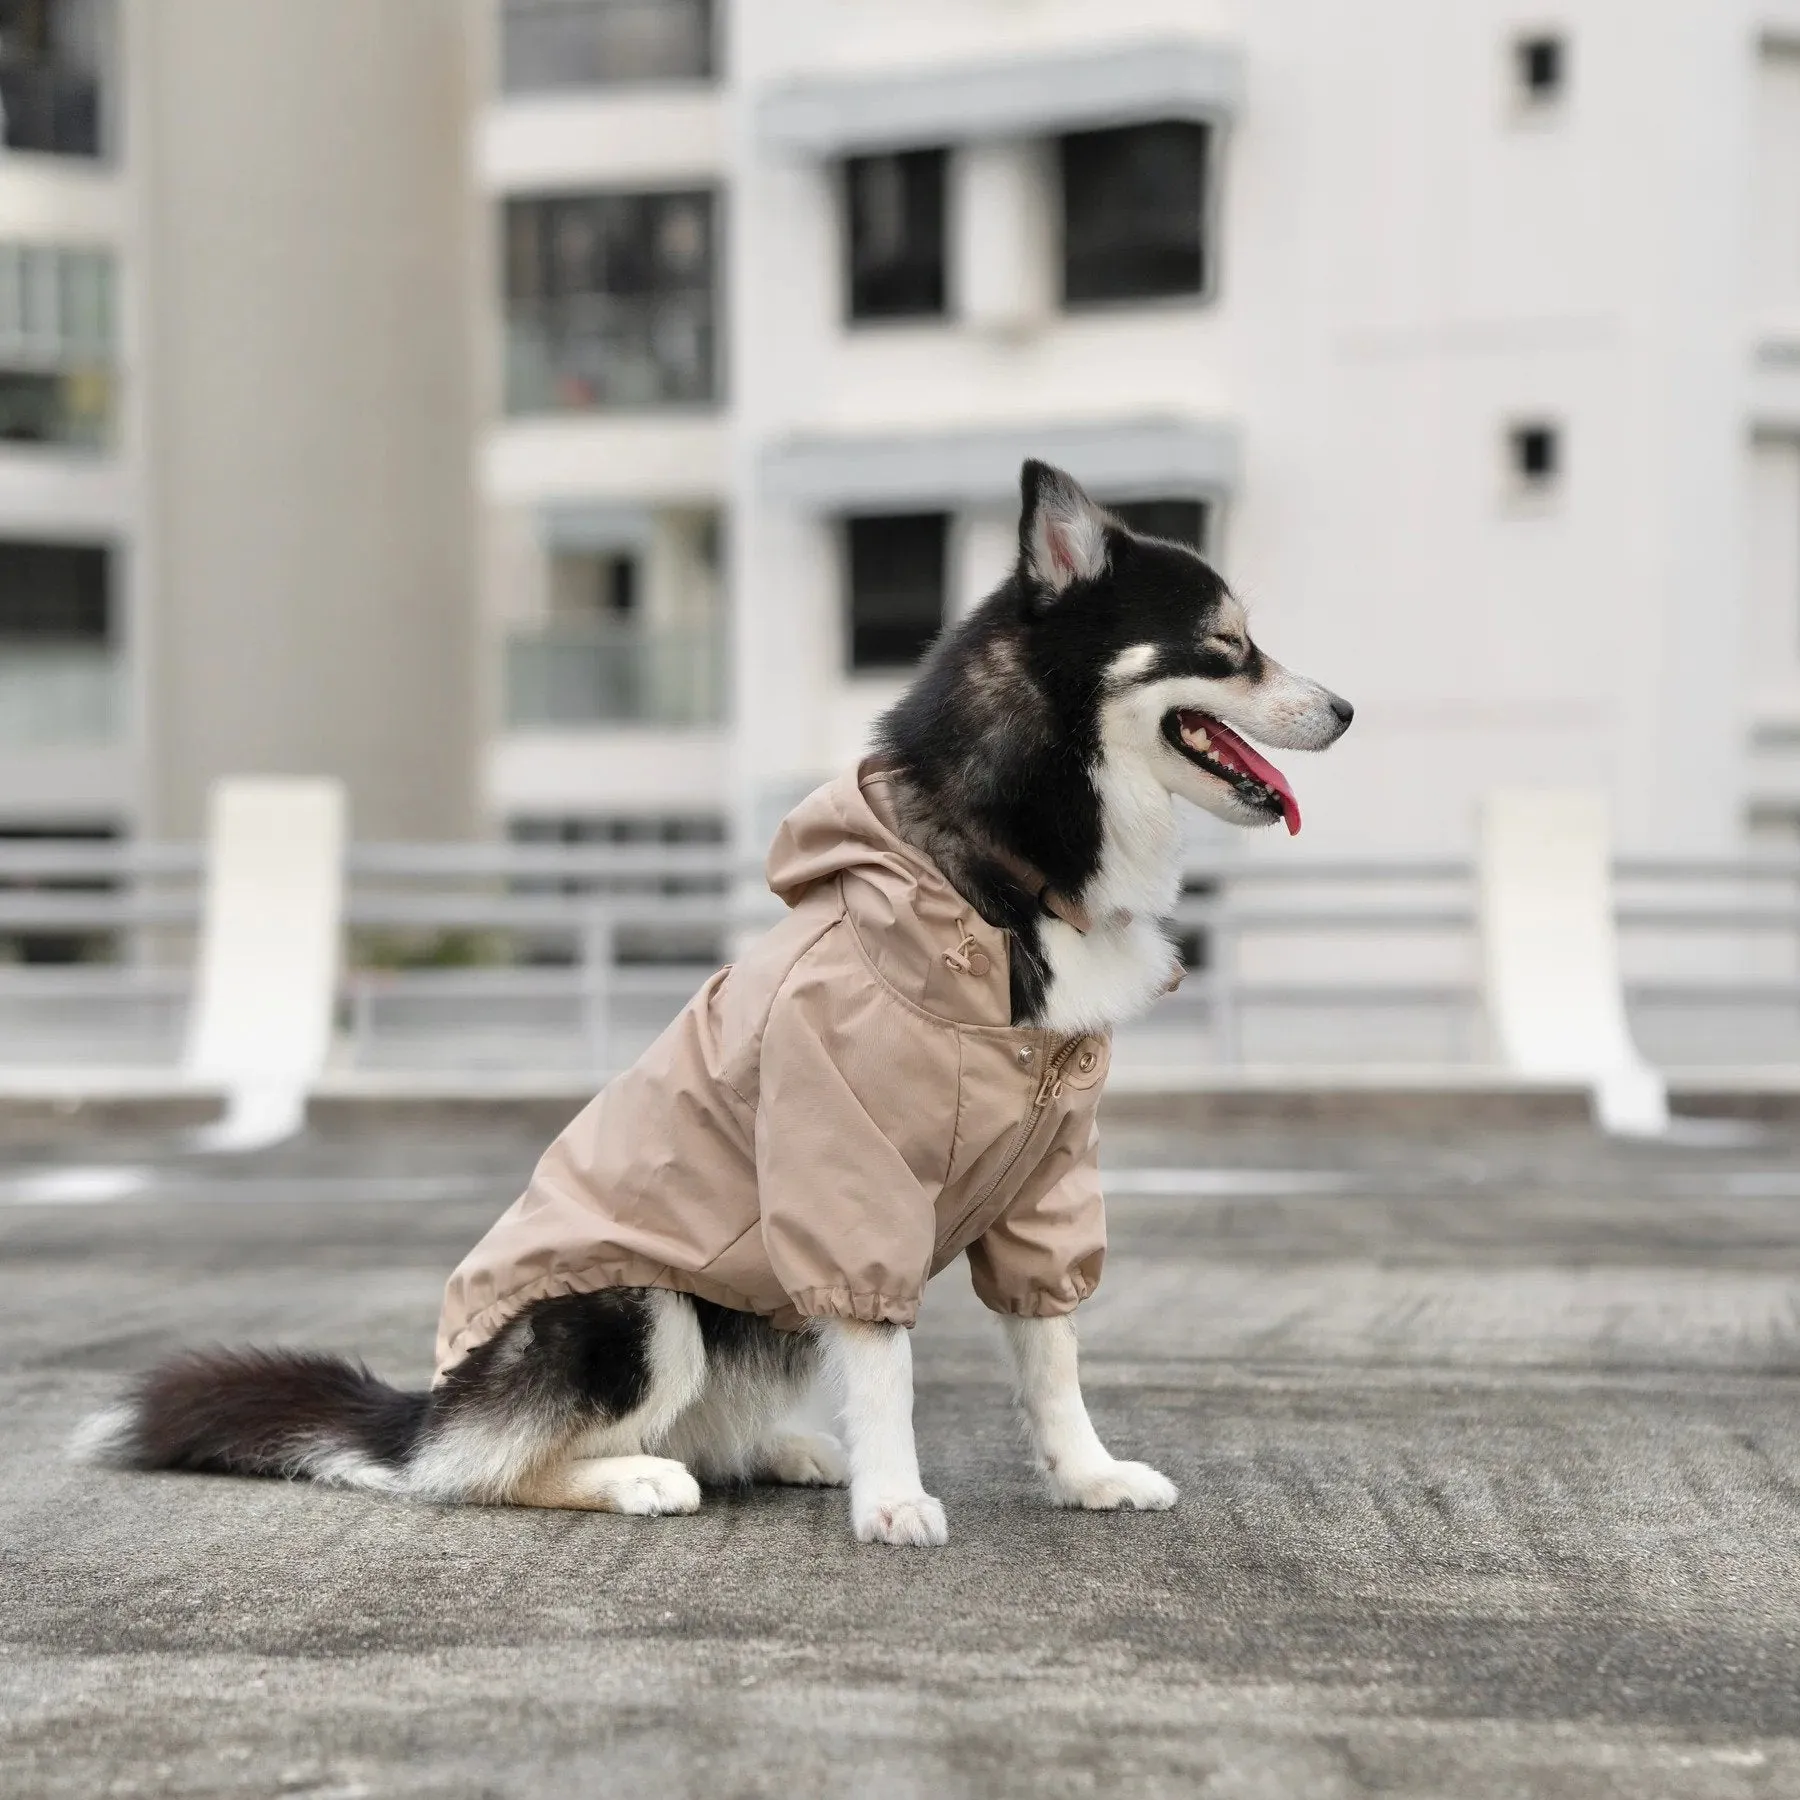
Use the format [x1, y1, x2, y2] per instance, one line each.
[1048, 1459, 1178, 1512]
[600, 1457, 702, 1516]
[853, 1492, 949, 1547]
[760, 1430, 850, 1487]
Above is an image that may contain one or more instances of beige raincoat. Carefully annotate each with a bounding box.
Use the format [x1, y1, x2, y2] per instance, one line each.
[435, 761, 1110, 1379]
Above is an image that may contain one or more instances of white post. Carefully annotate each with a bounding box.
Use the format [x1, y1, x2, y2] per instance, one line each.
[183, 777, 348, 1151]
[1478, 788, 1668, 1136]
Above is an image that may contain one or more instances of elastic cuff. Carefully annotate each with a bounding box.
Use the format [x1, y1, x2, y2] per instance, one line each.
[971, 1278, 1096, 1319]
[787, 1285, 919, 1328]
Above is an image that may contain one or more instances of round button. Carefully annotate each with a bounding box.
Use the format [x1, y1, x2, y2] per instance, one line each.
[967, 950, 992, 977]
[1015, 1045, 1036, 1067]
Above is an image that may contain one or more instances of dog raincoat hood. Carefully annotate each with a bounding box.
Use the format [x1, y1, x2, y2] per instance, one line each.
[435, 761, 1110, 1379]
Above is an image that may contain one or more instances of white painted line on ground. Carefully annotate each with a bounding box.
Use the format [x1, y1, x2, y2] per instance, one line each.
[1102, 1168, 1357, 1196]
[0, 1166, 153, 1205]
[0, 1170, 500, 1206]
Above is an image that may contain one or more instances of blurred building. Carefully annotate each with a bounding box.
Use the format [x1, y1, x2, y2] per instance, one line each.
[9, 0, 1800, 869]
[0, 0, 474, 848]
[474, 0, 1800, 865]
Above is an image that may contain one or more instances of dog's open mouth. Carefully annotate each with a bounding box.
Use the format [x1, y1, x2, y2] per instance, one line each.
[1164, 710, 1302, 835]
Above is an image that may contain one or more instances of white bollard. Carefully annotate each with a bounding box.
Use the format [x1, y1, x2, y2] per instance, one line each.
[1478, 788, 1668, 1137]
[183, 777, 347, 1152]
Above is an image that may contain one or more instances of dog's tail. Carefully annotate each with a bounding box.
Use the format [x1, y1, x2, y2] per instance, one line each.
[68, 1348, 430, 1494]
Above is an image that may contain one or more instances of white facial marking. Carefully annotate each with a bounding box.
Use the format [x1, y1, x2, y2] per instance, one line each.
[1108, 643, 1158, 683]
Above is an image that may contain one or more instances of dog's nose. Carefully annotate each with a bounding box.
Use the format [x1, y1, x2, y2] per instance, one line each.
[1329, 693, 1354, 728]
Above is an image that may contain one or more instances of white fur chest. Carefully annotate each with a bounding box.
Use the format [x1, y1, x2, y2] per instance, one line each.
[1030, 746, 1186, 1034]
[1036, 913, 1180, 1034]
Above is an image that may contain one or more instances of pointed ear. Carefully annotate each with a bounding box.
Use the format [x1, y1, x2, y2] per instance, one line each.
[1018, 459, 1109, 596]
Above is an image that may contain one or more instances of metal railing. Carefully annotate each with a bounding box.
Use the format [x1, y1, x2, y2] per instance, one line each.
[504, 290, 716, 413]
[0, 838, 1795, 1076]
[0, 644, 120, 748]
[504, 622, 724, 729]
[499, 0, 714, 93]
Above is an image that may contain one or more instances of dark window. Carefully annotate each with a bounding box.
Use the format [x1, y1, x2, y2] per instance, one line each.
[845, 150, 946, 321]
[504, 190, 717, 413]
[847, 513, 946, 670]
[0, 0, 106, 158]
[500, 0, 714, 93]
[604, 553, 637, 615]
[1060, 121, 1209, 306]
[0, 539, 108, 637]
[1515, 33, 1566, 104]
[1111, 498, 1211, 554]
[1509, 421, 1561, 489]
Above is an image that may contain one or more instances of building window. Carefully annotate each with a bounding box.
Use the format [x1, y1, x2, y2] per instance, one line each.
[0, 0, 107, 159]
[846, 513, 946, 671]
[0, 540, 116, 759]
[1506, 420, 1563, 502]
[1060, 121, 1210, 306]
[845, 150, 947, 322]
[1111, 498, 1211, 554]
[0, 538, 109, 637]
[500, 0, 714, 93]
[1512, 32, 1567, 110]
[503, 190, 717, 414]
[0, 243, 113, 449]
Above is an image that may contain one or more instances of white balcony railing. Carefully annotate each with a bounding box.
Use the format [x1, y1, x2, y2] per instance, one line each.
[0, 644, 119, 749]
[0, 839, 1797, 1079]
[504, 622, 724, 730]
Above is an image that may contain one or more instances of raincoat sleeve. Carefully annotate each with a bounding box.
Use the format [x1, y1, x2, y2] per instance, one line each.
[966, 1110, 1106, 1317]
[754, 967, 941, 1328]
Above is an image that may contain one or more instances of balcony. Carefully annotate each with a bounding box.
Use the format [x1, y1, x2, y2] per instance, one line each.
[504, 622, 723, 730]
[500, 0, 714, 95]
[0, 643, 118, 748]
[505, 291, 714, 414]
[0, 58, 102, 158]
[0, 366, 110, 449]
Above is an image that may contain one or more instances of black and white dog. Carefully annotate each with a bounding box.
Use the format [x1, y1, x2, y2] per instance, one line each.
[73, 462, 1351, 1546]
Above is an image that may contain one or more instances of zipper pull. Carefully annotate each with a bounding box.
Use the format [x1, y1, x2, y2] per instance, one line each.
[1034, 1069, 1063, 1107]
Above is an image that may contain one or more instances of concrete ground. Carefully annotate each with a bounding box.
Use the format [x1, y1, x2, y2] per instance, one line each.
[4, 1106, 1800, 1798]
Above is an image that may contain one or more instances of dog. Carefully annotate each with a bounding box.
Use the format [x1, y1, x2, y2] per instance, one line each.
[72, 461, 1351, 1547]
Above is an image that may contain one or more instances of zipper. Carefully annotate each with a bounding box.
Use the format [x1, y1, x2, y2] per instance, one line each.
[944, 1034, 1086, 1246]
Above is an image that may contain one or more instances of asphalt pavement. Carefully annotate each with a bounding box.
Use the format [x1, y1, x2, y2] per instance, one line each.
[4, 1105, 1800, 1797]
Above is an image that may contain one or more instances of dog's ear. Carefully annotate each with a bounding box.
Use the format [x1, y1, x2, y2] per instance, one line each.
[1018, 460, 1108, 597]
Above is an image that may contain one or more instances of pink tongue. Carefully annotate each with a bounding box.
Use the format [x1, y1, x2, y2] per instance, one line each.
[1204, 718, 1302, 836]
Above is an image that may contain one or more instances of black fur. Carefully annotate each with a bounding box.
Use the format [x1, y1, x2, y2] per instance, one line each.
[103, 1346, 431, 1479]
[91, 1288, 808, 1492]
[877, 459, 1239, 1022]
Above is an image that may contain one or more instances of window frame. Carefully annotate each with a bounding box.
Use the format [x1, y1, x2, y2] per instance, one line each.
[500, 185, 725, 418]
[841, 146, 951, 327]
[1056, 118, 1223, 313]
[842, 510, 949, 674]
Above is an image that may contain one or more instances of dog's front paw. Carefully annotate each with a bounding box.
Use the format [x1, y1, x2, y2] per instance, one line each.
[853, 1491, 949, 1547]
[1048, 1459, 1178, 1512]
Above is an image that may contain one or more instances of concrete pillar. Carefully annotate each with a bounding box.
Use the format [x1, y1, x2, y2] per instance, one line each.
[137, 0, 475, 838]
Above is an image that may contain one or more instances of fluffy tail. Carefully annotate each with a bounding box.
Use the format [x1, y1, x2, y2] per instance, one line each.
[69, 1348, 431, 1494]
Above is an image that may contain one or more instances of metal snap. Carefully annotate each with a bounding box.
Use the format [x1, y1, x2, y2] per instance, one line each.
[1077, 1048, 1098, 1074]
[1016, 1045, 1036, 1067]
